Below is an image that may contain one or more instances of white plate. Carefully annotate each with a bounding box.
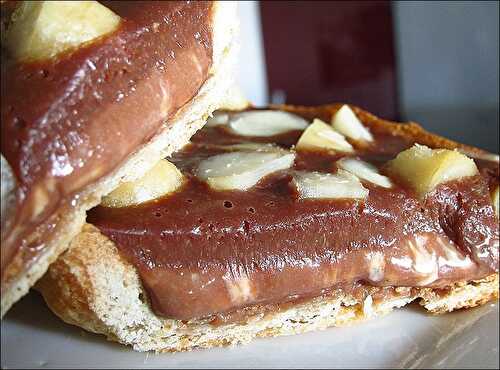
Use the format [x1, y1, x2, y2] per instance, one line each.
[1, 291, 498, 369]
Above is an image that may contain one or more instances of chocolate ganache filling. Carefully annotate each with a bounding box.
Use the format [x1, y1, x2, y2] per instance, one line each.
[89, 107, 500, 320]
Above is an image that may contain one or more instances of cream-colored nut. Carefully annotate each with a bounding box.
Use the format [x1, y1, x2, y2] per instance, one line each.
[101, 160, 184, 208]
[386, 144, 478, 197]
[296, 118, 353, 153]
[229, 110, 308, 137]
[331, 105, 373, 142]
[292, 170, 368, 200]
[337, 157, 392, 188]
[4, 1, 120, 62]
[196, 151, 295, 191]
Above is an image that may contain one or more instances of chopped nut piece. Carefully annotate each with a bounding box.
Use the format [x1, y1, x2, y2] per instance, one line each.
[296, 118, 354, 153]
[386, 144, 478, 197]
[229, 110, 308, 137]
[292, 170, 368, 200]
[102, 160, 184, 208]
[331, 105, 373, 142]
[196, 151, 295, 191]
[4, 1, 120, 62]
[337, 158, 392, 188]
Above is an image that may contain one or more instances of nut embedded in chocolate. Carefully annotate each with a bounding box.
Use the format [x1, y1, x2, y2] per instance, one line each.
[296, 118, 354, 153]
[386, 144, 479, 197]
[101, 160, 185, 208]
[4, 1, 121, 62]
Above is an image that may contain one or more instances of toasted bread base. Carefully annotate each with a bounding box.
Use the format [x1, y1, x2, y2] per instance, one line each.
[37, 223, 498, 353]
[0, 1, 239, 317]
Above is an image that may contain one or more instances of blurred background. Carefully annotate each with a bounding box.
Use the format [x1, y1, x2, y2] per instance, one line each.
[236, 1, 499, 153]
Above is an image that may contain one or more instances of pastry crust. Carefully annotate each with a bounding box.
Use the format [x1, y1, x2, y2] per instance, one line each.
[36, 103, 499, 352]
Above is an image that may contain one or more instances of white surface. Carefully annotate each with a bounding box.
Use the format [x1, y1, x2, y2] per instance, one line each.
[393, 1, 499, 111]
[1, 291, 498, 369]
[235, 1, 268, 106]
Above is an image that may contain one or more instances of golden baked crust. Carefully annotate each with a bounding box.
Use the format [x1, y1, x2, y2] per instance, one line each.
[36, 103, 499, 352]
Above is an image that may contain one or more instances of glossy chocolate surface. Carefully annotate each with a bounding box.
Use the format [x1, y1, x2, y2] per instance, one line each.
[0, 1, 214, 284]
[89, 110, 500, 320]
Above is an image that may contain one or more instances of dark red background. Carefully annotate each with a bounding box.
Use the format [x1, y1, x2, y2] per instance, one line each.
[260, 1, 399, 120]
